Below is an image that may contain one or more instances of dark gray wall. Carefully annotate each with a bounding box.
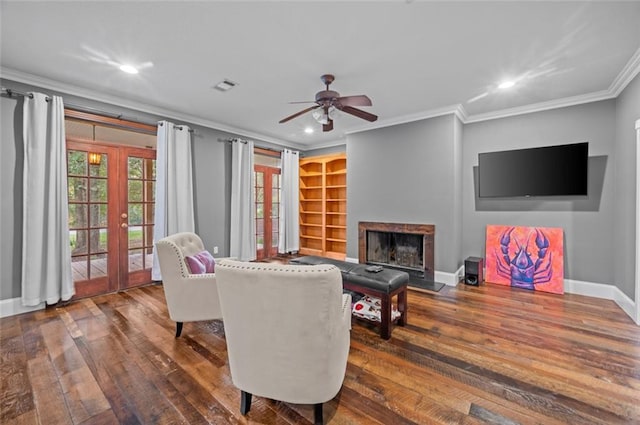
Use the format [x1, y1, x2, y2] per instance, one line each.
[346, 114, 462, 273]
[614, 73, 640, 299]
[461, 100, 617, 285]
[0, 78, 292, 301]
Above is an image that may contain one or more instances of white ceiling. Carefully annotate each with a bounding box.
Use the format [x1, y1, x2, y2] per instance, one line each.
[2, 1, 640, 149]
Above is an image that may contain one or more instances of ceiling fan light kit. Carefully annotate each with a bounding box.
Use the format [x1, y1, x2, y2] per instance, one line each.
[279, 74, 378, 132]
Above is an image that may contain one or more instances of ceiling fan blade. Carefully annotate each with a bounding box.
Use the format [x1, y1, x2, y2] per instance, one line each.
[323, 119, 334, 132]
[336, 95, 372, 107]
[338, 105, 378, 122]
[279, 105, 320, 124]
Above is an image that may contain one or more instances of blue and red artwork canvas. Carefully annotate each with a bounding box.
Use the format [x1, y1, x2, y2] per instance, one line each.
[485, 225, 564, 294]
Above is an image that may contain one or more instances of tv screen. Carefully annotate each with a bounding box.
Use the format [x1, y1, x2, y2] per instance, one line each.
[478, 142, 588, 197]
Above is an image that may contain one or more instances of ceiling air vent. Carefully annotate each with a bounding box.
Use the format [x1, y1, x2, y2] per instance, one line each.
[213, 79, 238, 92]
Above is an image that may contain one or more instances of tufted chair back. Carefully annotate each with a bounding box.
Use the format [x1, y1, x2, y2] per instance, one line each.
[155, 232, 223, 337]
[215, 259, 352, 425]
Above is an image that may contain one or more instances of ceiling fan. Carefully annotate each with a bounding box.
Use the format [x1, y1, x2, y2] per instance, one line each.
[279, 74, 378, 132]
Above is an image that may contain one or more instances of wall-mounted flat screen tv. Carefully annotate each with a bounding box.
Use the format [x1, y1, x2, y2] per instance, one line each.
[478, 142, 588, 197]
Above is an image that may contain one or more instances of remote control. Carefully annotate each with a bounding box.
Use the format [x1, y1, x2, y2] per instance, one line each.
[366, 265, 384, 273]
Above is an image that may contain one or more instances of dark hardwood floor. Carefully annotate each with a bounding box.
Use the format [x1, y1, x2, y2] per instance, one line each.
[1, 281, 639, 424]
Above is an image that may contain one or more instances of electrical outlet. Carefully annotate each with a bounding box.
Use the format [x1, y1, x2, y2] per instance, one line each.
[213, 246, 219, 255]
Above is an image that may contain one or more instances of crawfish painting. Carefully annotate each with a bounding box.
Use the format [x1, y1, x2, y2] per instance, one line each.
[485, 225, 564, 294]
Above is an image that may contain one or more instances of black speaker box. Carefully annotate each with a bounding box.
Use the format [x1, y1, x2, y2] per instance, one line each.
[464, 257, 484, 286]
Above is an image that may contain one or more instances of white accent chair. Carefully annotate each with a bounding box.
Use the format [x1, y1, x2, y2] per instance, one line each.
[155, 232, 223, 337]
[215, 259, 352, 425]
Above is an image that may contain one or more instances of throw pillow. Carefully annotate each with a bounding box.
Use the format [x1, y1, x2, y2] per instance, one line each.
[184, 250, 216, 274]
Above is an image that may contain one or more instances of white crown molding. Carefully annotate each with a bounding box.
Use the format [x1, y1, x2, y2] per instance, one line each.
[345, 104, 467, 135]
[0, 67, 309, 151]
[463, 89, 615, 124]
[609, 46, 640, 97]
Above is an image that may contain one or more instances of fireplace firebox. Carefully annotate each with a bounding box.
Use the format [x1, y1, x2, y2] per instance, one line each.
[358, 222, 436, 290]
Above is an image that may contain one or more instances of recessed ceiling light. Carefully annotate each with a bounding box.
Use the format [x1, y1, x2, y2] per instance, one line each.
[304, 127, 314, 134]
[213, 79, 238, 92]
[498, 80, 515, 89]
[119, 64, 139, 74]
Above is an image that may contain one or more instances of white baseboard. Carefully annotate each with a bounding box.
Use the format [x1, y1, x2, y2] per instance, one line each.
[345, 257, 359, 264]
[564, 279, 637, 324]
[435, 266, 464, 286]
[0, 297, 45, 318]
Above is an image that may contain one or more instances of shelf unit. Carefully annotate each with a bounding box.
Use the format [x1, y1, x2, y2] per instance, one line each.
[299, 153, 346, 260]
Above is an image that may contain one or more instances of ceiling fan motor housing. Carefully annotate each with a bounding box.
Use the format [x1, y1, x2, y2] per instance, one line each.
[316, 90, 340, 104]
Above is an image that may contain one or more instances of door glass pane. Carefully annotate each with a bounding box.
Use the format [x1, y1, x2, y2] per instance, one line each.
[89, 204, 108, 228]
[142, 226, 153, 268]
[68, 177, 88, 201]
[256, 202, 264, 219]
[129, 249, 144, 271]
[67, 151, 87, 175]
[90, 179, 107, 202]
[129, 180, 143, 202]
[72, 256, 88, 281]
[129, 226, 143, 249]
[256, 187, 264, 203]
[69, 204, 88, 229]
[71, 230, 88, 255]
[128, 157, 143, 178]
[89, 157, 107, 177]
[90, 254, 107, 278]
[89, 229, 106, 253]
[129, 203, 143, 225]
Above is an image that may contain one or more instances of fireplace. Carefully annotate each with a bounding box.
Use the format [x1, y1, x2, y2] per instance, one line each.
[359, 222, 435, 289]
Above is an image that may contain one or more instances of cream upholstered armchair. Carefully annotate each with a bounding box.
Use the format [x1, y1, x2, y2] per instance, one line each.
[215, 259, 352, 425]
[155, 232, 223, 337]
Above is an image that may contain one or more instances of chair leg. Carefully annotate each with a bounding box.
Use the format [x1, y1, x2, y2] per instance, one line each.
[314, 403, 323, 425]
[175, 322, 183, 338]
[240, 390, 252, 415]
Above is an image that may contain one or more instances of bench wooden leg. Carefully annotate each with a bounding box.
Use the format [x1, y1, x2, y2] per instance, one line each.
[380, 293, 391, 340]
[397, 286, 407, 327]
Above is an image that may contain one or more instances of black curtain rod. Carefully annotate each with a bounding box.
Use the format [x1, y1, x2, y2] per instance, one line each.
[1, 87, 180, 130]
[217, 138, 285, 154]
[157, 121, 195, 133]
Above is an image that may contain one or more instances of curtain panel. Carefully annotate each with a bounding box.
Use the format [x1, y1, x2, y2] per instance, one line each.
[278, 148, 300, 253]
[230, 140, 256, 261]
[21, 93, 74, 306]
[152, 121, 195, 280]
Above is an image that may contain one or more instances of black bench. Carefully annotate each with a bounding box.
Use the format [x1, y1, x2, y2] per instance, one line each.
[289, 256, 409, 339]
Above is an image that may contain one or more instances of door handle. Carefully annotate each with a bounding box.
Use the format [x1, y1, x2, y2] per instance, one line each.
[121, 213, 128, 219]
[121, 223, 128, 228]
